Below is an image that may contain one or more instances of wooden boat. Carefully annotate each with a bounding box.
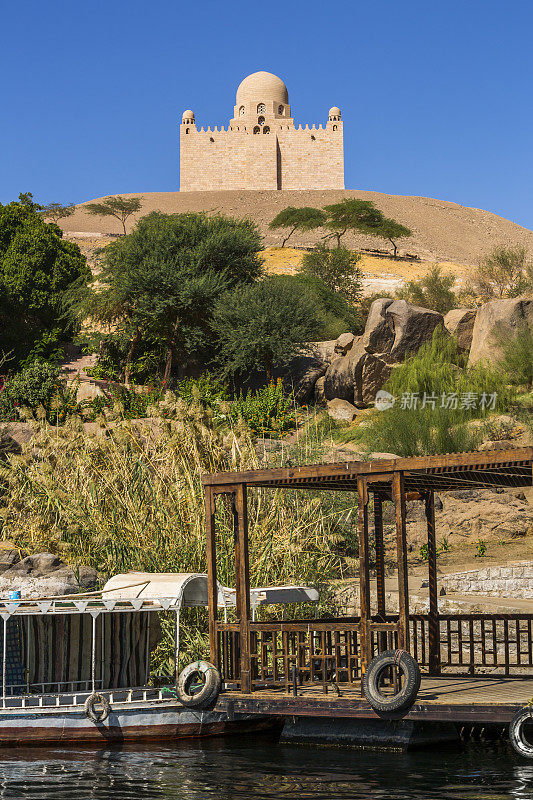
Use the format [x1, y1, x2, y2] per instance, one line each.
[0, 573, 315, 745]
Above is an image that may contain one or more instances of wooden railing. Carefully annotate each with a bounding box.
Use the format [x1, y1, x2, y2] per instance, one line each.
[217, 613, 533, 691]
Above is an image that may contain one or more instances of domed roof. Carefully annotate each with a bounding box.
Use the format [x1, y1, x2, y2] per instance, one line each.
[329, 106, 341, 117]
[182, 109, 195, 119]
[236, 71, 289, 105]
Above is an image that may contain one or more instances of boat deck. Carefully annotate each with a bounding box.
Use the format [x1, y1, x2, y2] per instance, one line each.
[216, 675, 533, 724]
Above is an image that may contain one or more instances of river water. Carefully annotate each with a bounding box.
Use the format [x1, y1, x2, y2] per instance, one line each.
[1, 736, 532, 800]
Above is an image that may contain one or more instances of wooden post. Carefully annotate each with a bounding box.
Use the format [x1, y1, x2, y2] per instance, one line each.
[357, 476, 371, 680]
[233, 483, 252, 694]
[373, 493, 386, 619]
[425, 489, 441, 674]
[392, 471, 409, 650]
[204, 486, 218, 668]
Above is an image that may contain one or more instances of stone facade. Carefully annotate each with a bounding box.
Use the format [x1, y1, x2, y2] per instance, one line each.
[438, 562, 533, 599]
[180, 71, 344, 191]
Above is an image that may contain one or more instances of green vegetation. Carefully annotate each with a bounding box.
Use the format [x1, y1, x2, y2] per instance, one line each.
[496, 323, 533, 391]
[213, 275, 322, 381]
[268, 206, 326, 247]
[0, 193, 89, 366]
[40, 202, 76, 223]
[0, 362, 79, 424]
[301, 244, 363, 306]
[322, 198, 385, 248]
[77, 211, 263, 385]
[475, 540, 487, 558]
[373, 217, 412, 258]
[395, 265, 457, 313]
[352, 328, 512, 457]
[85, 195, 143, 235]
[230, 379, 296, 437]
[467, 245, 533, 302]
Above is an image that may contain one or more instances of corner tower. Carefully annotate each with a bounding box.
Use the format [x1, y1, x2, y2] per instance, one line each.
[179, 71, 344, 191]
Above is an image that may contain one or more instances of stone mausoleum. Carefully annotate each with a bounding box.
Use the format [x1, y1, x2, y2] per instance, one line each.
[180, 71, 344, 191]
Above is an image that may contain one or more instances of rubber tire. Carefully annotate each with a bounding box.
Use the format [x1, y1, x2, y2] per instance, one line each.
[84, 692, 111, 724]
[363, 649, 421, 713]
[509, 708, 533, 758]
[177, 661, 221, 708]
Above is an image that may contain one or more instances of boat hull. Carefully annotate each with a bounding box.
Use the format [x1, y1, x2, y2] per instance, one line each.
[0, 702, 279, 746]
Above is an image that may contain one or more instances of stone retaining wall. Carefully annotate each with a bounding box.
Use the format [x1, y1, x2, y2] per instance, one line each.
[439, 561, 533, 599]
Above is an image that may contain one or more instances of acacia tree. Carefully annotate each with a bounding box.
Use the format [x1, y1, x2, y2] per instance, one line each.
[322, 198, 385, 247]
[85, 196, 143, 235]
[80, 212, 263, 385]
[268, 206, 326, 247]
[374, 217, 412, 258]
[40, 203, 76, 223]
[213, 276, 322, 381]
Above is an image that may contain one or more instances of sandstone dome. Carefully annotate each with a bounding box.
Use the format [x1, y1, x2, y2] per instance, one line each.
[182, 109, 195, 120]
[236, 71, 289, 105]
[329, 106, 341, 117]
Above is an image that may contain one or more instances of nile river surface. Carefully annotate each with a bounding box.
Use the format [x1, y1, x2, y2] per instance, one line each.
[1, 736, 533, 800]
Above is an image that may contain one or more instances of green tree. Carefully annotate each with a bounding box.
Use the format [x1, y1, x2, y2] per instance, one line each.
[0, 194, 89, 365]
[85, 196, 143, 235]
[301, 244, 363, 306]
[213, 276, 322, 380]
[396, 265, 457, 313]
[322, 198, 385, 247]
[40, 202, 76, 223]
[373, 217, 412, 258]
[79, 212, 263, 385]
[468, 246, 533, 302]
[268, 206, 326, 247]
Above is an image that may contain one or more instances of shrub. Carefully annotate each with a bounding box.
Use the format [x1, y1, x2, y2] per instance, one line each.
[467, 245, 533, 302]
[301, 244, 363, 306]
[213, 276, 322, 381]
[230, 379, 296, 437]
[496, 324, 533, 391]
[276, 274, 361, 338]
[395, 266, 457, 314]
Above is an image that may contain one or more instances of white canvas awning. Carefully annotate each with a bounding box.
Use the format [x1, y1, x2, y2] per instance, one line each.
[102, 573, 318, 610]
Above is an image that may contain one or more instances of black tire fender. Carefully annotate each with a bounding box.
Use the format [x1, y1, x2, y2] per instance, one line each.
[510, 708, 533, 758]
[363, 649, 421, 713]
[177, 661, 221, 708]
[84, 692, 111, 724]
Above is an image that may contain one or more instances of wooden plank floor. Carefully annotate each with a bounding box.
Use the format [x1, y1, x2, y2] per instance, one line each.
[217, 676, 533, 723]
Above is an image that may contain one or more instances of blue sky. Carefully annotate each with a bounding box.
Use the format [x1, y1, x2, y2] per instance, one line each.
[1, 0, 532, 228]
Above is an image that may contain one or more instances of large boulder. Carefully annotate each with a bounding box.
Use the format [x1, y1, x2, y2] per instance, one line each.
[444, 308, 477, 352]
[326, 398, 360, 423]
[334, 332, 357, 356]
[468, 297, 533, 365]
[287, 340, 336, 404]
[360, 298, 394, 352]
[386, 300, 445, 361]
[358, 353, 394, 404]
[323, 339, 367, 402]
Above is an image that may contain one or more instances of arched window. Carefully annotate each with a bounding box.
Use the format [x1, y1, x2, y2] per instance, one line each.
[263, 126, 270, 134]
[278, 105, 284, 115]
[257, 103, 266, 114]
[185, 128, 189, 134]
[239, 106, 245, 116]
[210, 136, 214, 142]
[253, 126, 260, 134]
[258, 116, 265, 125]
[333, 125, 338, 131]
[311, 134, 315, 141]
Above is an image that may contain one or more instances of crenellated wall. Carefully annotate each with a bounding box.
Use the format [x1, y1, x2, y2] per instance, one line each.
[179, 121, 344, 191]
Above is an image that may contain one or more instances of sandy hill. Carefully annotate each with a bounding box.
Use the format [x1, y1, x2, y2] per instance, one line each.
[61, 189, 533, 265]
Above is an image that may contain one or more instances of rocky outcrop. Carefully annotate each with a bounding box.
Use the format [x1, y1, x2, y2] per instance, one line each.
[0, 551, 99, 598]
[386, 300, 444, 361]
[334, 333, 357, 356]
[288, 340, 336, 404]
[322, 299, 446, 407]
[468, 297, 533, 365]
[444, 308, 477, 352]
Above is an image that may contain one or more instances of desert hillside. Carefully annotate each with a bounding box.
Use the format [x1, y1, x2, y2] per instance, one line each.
[61, 189, 533, 265]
